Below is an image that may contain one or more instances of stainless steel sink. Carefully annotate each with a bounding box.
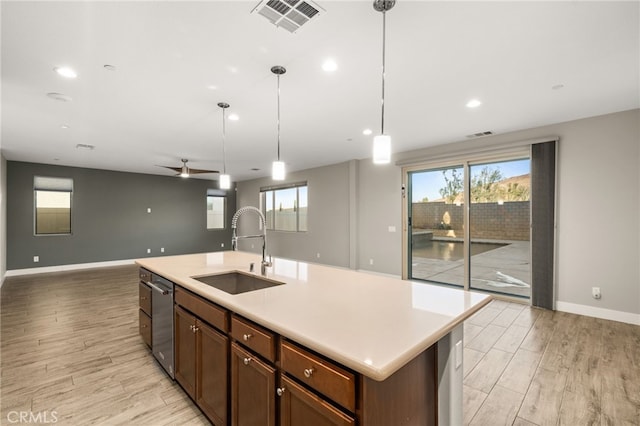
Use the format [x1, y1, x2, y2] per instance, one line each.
[192, 272, 284, 295]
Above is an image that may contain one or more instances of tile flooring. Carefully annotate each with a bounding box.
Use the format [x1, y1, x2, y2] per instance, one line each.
[1, 265, 638, 425]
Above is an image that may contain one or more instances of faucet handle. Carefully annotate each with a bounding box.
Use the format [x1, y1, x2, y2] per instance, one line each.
[249, 263, 255, 272]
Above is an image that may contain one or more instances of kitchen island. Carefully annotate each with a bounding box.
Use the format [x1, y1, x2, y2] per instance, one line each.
[137, 251, 491, 426]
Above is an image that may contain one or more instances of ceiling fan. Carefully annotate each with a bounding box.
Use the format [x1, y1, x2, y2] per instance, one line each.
[160, 159, 218, 178]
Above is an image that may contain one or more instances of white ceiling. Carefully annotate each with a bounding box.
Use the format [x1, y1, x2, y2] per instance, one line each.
[2, 1, 638, 182]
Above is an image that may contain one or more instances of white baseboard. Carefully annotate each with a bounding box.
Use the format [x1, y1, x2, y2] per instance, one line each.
[556, 301, 640, 326]
[5, 259, 136, 277]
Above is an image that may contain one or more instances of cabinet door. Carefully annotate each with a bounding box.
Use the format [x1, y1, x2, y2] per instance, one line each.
[279, 375, 355, 426]
[197, 320, 229, 426]
[175, 305, 197, 399]
[231, 343, 276, 426]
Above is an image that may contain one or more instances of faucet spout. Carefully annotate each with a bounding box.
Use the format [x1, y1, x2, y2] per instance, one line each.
[231, 206, 270, 275]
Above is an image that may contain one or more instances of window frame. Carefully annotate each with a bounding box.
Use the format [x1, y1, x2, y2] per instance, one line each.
[260, 182, 307, 232]
[33, 176, 73, 236]
[206, 189, 227, 230]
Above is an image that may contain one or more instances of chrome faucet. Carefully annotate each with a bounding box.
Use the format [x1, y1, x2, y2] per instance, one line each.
[231, 206, 272, 275]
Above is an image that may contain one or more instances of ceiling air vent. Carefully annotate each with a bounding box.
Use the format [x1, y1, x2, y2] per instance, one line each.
[252, 0, 324, 33]
[466, 131, 494, 139]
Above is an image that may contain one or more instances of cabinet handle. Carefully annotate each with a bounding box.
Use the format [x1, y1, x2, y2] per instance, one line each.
[140, 296, 147, 300]
[243, 334, 252, 341]
[276, 387, 286, 397]
[303, 368, 314, 378]
[243, 357, 252, 365]
[192, 326, 199, 333]
[141, 324, 147, 328]
[189, 325, 194, 331]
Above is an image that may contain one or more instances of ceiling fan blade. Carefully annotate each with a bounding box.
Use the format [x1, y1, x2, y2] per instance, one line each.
[187, 168, 219, 174]
[158, 165, 183, 173]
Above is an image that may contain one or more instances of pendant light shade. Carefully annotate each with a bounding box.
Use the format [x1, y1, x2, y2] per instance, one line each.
[219, 173, 231, 189]
[373, 134, 391, 164]
[372, 0, 395, 165]
[271, 65, 287, 181]
[218, 102, 231, 189]
[272, 161, 285, 180]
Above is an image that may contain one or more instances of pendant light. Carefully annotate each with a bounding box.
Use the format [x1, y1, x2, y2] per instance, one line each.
[372, 0, 395, 165]
[218, 102, 231, 189]
[271, 65, 286, 181]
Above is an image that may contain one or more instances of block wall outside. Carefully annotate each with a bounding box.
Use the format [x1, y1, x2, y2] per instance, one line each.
[411, 201, 530, 241]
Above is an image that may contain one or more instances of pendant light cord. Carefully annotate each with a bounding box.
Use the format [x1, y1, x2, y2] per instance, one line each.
[277, 73, 281, 162]
[221, 107, 227, 174]
[380, 9, 387, 135]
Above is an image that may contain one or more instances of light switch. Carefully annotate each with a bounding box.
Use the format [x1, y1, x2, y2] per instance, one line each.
[388, 225, 396, 232]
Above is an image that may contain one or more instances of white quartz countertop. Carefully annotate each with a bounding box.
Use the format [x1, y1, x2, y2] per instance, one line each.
[136, 251, 491, 381]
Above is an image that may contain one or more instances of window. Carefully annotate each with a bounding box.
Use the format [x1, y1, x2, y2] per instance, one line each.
[261, 182, 307, 232]
[34, 176, 73, 235]
[207, 190, 226, 230]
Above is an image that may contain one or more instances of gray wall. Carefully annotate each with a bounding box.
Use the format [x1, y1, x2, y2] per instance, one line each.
[1, 154, 6, 283]
[235, 162, 352, 268]
[236, 109, 639, 319]
[7, 161, 235, 270]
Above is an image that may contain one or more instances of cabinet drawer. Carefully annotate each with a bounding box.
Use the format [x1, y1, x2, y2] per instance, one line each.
[139, 268, 152, 284]
[175, 287, 228, 333]
[280, 375, 355, 426]
[139, 310, 152, 347]
[231, 316, 276, 363]
[139, 282, 152, 316]
[280, 340, 356, 412]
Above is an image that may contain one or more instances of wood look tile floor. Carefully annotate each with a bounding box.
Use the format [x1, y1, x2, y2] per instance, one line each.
[1, 266, 639, 425]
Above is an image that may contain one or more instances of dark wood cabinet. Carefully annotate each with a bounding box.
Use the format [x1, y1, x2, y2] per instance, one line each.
[175, 302, 229, 426]
[175, 305, 197, 398]
[166, 282, 438, 426]
[138, 271, 152, 348]
[279, 375, 355, 426]
[231, 342, 276, 426]
[197, 320, 229, 425]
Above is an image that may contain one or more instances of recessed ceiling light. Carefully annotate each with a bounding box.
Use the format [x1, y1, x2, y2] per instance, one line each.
[76, 143, 95, 150]
[552, 84, 564, 90]
[61, 124, 70, 129]
[207, 85, 218, 90]
[47, 92, 72, 102]
[103, 64, 116, 71]
[322, 59, 338, 72]
[54, 67, 77, 79]
[466, 99, 482, 108]
[362, 129, 373, 135]
[228, 113, 239, 121]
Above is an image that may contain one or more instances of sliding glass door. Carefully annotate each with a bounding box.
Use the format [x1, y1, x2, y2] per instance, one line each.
[406, 156, 531, 300]
[469, 159, 531, 298]
[408, 165, 465, 287]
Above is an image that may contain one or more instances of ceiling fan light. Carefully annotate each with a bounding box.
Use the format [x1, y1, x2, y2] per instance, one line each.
[272, 161, 286, 180]
[180, 166, 189, 178]
[373, 134, 391, 164]
[219, 174, 231, 189]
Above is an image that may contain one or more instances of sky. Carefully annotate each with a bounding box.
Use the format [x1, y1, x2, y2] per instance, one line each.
[410, 158, 530, 202]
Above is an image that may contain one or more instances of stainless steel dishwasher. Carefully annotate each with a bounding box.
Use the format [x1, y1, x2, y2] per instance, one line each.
[145, 274, 175, 379]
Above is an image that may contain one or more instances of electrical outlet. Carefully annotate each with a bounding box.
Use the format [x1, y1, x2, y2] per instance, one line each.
[455, 340, 463, 369]
[147, 208, 151, 213]
[388, 225, 396, 232]
[369, 258, 374, 265]
[147, 248, 151, 254]
[33, 255, 39, 263]
[221, 243, 224, 248]
[160, 247, 165, 253]
[316, 253, 320, 258]
[592, 287, 601, 299]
